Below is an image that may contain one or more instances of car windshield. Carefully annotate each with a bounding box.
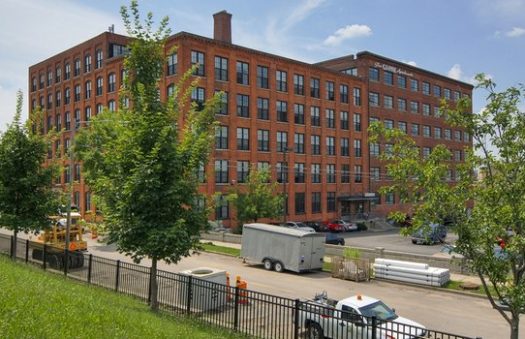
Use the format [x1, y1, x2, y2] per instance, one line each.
[359, 301, 398, 322]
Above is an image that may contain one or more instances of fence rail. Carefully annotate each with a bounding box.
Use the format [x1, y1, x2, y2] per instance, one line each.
[0, 233, 480, 339]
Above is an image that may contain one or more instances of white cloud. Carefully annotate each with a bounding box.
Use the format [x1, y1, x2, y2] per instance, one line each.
[505, 27, 525, 37]
[323, 24, 372, 46]
[284, 0, 326, 31]
[448, 64, 464, 80]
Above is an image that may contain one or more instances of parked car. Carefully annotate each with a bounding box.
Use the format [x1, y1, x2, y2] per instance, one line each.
[304, 221, 325, 232]
[325, 232, 345, 246]
[283, 221, 316, 233]
[411, 223, 447, 245]
[326, 220, 358, 232]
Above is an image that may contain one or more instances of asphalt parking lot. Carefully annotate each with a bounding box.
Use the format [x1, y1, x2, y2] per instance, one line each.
[339, 228, 459, 256]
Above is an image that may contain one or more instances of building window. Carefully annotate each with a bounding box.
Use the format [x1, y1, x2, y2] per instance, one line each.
[55, 67, 62, 83]
[96, 103, 103, 114]
[74, 58, 81, 77]
[307, 135, 318, 155]
[191, 87, 205, 110]
[326, 136, 336, 156]
[167, 53, 177, 75]
[276, 70, 287, 92]
[385, 192, 394, 205]
[369, 92, 379, 107]
[294, 163, 305, 183]
[326, 164, 336, 183]
[455, 130, 462, 142]
[397, 75, 406, 88]
[398, 121, 407, 134]
[96, 77, 103, 96]
[167, 84, 176, 98]
[411, 123, 419, 136]
[419, 81, 429, 95]
[311, 192, 321, 213]
[108, 100, 116, 112]
[276, 100, 288, 122]
[444, 129, 451, 140]
[384, 71, 393, 85]
[73, 85, 81, 102]
[327, 192, 336, 212]
[84, 54, 92, 73]
[236, 61, 249, 85]
[95, 49, 103, 69]
[354, 165, 362, 183]
[453, 91, 461, 101]
[237, 161, 250, 183]
[326, 81, 335, 100]
[215, 126, 228, 149]
[353, 113, 361, 131]
[55, 91, 61, 106]
[257, 97, 269, 120]
[84, 106, 93, 123]
[47, 94, 53, 109]
[340, 84, 349, 103]
[398, 98, 407, 111]
[64, 87, 71, 104]
[410, 101, 419, 113]
[197, 163, 206, 183]
[85, 192, 92, 212]
[433, 85, 442, 97]
[216, 91, 228, 115]
[422, 103, 430, 116]
[295, 193, 305, 214]
[310, 106, 320, 126]
[464, 131, 470, 143]
[340, 111, 349, 130]
[311, 164, 321, 183]
[353, 87, 361, 106]
[434, 106, 442, 117]
[108, 73, 116, 92]
[444, 88, 451, 100]
[384, 119, 394, 129]
[215, 160, 229, 184]
[371, 167, 380, 181]
[310, 78, 320, 98]
[215, 195, 229, 219]
[277, 131, 288, 152]
[294, 133, 305, 154]
[277, 162, 288, 183]
[434, 127, 442, 139]
[294, 104, 305, 124]
[85, 81, 92, 99]
[423, 147, 432, 159]
[326, 109, 335, 128]
[354, 139, 362, 157]
[384, 95, 393, 109]
[294, 74, 304, 95]
[369, 67, 379, 81]
[47, 70, 53, 87]
[236, 127, 250, 150]
[236, 94, 249, 117]
[256, 65, 268, 88]
[370, 143, 380, 157]
[423, 125, 431, 138]
[74, 164, 81, 182]
[214, 56, 228, 81]
[454, 150, 462, 162]
[341, 164, 350, 183]
[31, 77, 37, 92]
[257, 129, 269, 151]
[191, 51, 205, 76]
[64, 63, 71, 80]
[410, 79, 418, 92]
[55, 140, 61, 158]
[343, 67, 358, 76]
[65, 111, 71, 131]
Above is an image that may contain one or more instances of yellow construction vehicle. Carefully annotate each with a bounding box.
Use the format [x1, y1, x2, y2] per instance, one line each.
[32, 211, 87, 269]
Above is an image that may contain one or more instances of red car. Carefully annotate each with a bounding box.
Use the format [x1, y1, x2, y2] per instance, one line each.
[324, 220, 344, 232]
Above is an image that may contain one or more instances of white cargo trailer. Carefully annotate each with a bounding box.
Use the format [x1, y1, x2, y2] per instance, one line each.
[241, 223, 325, 273]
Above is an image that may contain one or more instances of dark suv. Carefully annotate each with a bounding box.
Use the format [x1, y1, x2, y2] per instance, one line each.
[411, 223, 447, 245]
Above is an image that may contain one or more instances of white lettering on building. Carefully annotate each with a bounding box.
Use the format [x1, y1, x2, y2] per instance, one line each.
[374, 62, 414, 77]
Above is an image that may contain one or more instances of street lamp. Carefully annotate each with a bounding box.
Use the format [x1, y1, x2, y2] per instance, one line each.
[64, 118, 80, 253]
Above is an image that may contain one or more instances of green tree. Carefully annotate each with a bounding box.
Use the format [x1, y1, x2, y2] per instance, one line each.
[0, 91, 59, 258]
[369, 75, 525, 339]
[75, 1, 219, 311]
[227, 167, 284, 231]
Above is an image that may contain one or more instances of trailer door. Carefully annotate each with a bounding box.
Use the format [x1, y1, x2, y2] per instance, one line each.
[300, 238, 312, 270]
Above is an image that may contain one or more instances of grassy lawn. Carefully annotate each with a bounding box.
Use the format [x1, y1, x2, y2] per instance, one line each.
[200, 242, 241, 257]
[0, 256, 245, 339]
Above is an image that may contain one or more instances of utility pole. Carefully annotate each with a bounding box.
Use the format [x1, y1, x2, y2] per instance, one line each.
[65, 118, 78, 252]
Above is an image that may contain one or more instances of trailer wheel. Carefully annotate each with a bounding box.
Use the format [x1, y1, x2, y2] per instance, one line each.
[263, 259, 273, 270]
[306, 322, 324, 339]
[274, 261, 284, 273]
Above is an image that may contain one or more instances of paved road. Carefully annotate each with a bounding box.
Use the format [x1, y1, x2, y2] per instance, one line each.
[340, 229, 459, 256]
[84, 239, 520, 339]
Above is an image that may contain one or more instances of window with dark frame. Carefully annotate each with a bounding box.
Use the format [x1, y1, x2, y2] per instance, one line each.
[237, 161, 250, 183]
[257, 129, 269, 151]
[294, 163, 305, 183]
[294, 74, 304, 95]
[294, 133, 305, 154]
[294, 104, 305, 124]
[237, 61, 249, 85]
[311, 106, 320, 126]
[237, 127, 250, 150]
[237, 94, 249, 117]
[311, 163, 321, 183]
[326, 164, 336, 183]
[167, 53, 177, 75]
[256, 65, 268, 88]
[327, 192, 336, 212]
[326, 81, 335, 100]
[295, 192, 305, 214]
[276, 100, 288, 122]
[340, 84, 348, 103]
[215, 126, 228, 149]
[257, 97, 269, 120]
[191, 51, 205, 76]
[310, 78, 320, 98]
[276, 70, 287, 92]
[340, 138, 349, 156]
[311, 135, 320, 155]
[340, 111, 349, 130]
[215, 160, 229, 184]
[341, 164, 350, 183]
[214, 56, 228, 81]
[277, 131, 287, 152]
[311, 192, 321, 213]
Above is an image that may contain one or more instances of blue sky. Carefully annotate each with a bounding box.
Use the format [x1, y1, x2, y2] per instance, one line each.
[1, 0, 524, 131]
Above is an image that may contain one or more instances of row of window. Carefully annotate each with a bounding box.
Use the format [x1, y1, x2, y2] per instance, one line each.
[32, 73, 120, 111]
[370, 143, 465, 162]
[369, 117, 470, 143]
[369, 92, 456, 118]
[215, 126, 362, 156]
[212, 160, 364, 184]
[368, 67, 468, 100]
[167, 51, 363, 105]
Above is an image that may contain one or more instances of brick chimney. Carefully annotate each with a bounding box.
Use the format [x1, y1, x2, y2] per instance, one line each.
[213, 10, 232, 44]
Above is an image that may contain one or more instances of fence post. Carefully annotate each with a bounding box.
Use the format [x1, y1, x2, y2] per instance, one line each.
[87, 254, 93, 284]
[234, 286, 240, 331]
[10, 235, 13, 259]
[25, 239, 29, 263]
[115, 260, 121, 292]
[43, 244, 47, 270]
[293, 299, 300, 339]
[186, 275, 193, 314]
[371, 316, 377, 339]
[64, 249, 69, 276]
[147, 267, 152, 304]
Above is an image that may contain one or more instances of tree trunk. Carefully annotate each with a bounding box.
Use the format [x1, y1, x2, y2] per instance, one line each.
[149, 257, 159, 312]
[12, 229, 18, 260]
[510, 314, 519, 339]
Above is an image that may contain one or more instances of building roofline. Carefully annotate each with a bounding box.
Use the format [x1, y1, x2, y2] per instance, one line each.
[316, 50, 474, 89]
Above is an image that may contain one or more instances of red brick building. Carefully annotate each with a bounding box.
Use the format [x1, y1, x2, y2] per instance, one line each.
[28, 11, 472, 226]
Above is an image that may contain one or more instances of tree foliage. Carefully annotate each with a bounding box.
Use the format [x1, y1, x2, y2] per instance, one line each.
[369, 74, 525, 338]
[75, 1, 219, 310]
[0, 91, 60, 254]
[227, 167, 284, 230]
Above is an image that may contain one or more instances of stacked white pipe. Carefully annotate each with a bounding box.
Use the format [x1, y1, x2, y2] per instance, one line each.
[373, 258, 450, 286]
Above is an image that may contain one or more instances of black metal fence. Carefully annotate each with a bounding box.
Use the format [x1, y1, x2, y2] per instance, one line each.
[0, 233, 480, 339]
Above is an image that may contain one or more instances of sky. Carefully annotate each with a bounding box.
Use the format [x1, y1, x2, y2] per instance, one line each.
[1, 0, 524, 131]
